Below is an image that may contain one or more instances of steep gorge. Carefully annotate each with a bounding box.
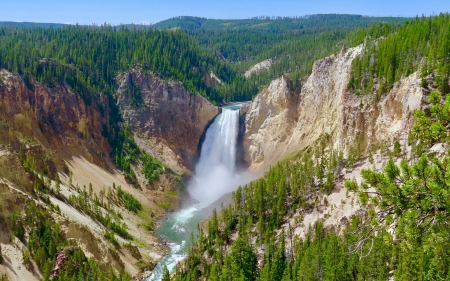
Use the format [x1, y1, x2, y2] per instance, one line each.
[0, 36, 431, 281]
[116, 69, 219, 175]
[0, 67, 218, 280]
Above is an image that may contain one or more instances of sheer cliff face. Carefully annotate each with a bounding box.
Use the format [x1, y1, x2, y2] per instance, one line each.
[243, 46, 425, 171]
[116, 70, 219, 174]
[0, 69, 111, 165]
[242, 75, 298, 167]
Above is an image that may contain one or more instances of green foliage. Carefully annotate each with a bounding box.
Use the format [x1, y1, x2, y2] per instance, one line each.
[411, 91, 450, 146]
[10, 213, 25, 242]
[68, 186, 133, 240]
[11, 201, 132, 280]
[155, 15, 409, 31]
[174, 111, 450, 281]
[136, 259, 155, 273]
[141, 153, 164, 183]
[350, 14, 450, 96]
[162, 265, 171, 281]
[0, 24, 253, 103]
[173, 15, 408, 94]
[392, 140, 402, 157]
[113, 125, 165, 185]
[158, 201, 172, 210]
[104, 230, 119, 247]
[117, 186, 142, 213]
[21, 249, 30, 265]
[144, 221, 154, 232]
[348, 156, 450, 241]
[172, 139, 361, 281]
[229, 237, 258, 281]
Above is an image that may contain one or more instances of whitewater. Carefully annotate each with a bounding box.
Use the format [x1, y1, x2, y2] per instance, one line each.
[146, 105, 242, 281]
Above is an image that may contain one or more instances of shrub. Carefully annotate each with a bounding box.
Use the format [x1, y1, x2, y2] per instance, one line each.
[117, 186, 142, 213]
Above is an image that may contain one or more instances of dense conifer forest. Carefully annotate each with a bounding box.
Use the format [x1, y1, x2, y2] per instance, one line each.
[349, 14, 450, 96]
[156, 14, 410, 91]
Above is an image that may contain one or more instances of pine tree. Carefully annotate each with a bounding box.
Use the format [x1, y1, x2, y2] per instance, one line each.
[162, 265, 171, 281]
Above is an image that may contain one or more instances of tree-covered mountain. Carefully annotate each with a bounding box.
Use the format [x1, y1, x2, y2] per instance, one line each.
[0, 21, 68, 29]
[154, 14, 409, 32]
[155, 14, 410, 90]
[0, 15, 410, 105]
[0, 24, 256, 102]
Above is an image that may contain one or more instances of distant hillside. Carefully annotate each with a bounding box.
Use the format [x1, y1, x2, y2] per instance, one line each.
[154, 14, 411, 91]
[0, 21, 67, 28]
[153, 14, 410, 31]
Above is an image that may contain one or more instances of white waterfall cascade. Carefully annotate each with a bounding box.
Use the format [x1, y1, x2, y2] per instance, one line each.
[145, 105, 242, 281]
[188, 105, 241, 205]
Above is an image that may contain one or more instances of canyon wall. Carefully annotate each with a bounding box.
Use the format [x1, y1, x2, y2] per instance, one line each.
[243, 45, 426, 171]
[116, 69, 219, 174]
[0, 69, 111, 167]
[0, 68, 194, 280]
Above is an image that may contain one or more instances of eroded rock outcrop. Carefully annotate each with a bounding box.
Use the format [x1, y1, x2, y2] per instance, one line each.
[244, 45, 426, 171]
[0, 69, 111, 166]
[116, 70, 219, 174]
[242, 75, 298, 167]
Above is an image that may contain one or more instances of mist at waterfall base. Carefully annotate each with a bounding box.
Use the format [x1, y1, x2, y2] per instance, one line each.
[189, 105, 242, 205]
[146, 105, 253, 281]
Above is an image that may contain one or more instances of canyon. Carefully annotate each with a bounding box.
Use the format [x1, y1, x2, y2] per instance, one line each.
[0, 43, 428, 280]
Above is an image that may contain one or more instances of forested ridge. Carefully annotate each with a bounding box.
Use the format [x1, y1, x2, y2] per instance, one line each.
[0, 25, 249, 102]
[0, 15, 410, 103]
[156, 14, 410, 90]
[154, 14, 408, 33]
[349, 14, 450, 97]
[171, 14, 450, 281]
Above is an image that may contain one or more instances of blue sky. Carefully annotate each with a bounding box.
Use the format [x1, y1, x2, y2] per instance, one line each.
[1, 0, 450, 25]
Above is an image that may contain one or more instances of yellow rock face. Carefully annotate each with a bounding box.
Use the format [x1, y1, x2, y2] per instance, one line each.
[243, 45, 425, 172]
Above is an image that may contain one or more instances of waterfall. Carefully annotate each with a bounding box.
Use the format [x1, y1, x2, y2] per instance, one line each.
[188, 105, 241, 204]
[146, 105, 242, 281]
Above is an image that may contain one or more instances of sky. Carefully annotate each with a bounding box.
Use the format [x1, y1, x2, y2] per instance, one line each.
[1, 0, 450, 25]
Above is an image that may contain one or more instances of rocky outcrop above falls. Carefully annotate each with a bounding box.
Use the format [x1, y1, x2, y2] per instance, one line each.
[116, 70, 219, 174]
[243, 45, 426, 171]
[242, 75, 298, 167]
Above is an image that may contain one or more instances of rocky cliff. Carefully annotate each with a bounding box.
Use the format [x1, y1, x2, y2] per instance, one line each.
[0, 69, 186, 281]
[243, 45, 426, 171]
[242, 75, 298, 167]
[0, 69, 111, 167]
[116, 69, 219, 175]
